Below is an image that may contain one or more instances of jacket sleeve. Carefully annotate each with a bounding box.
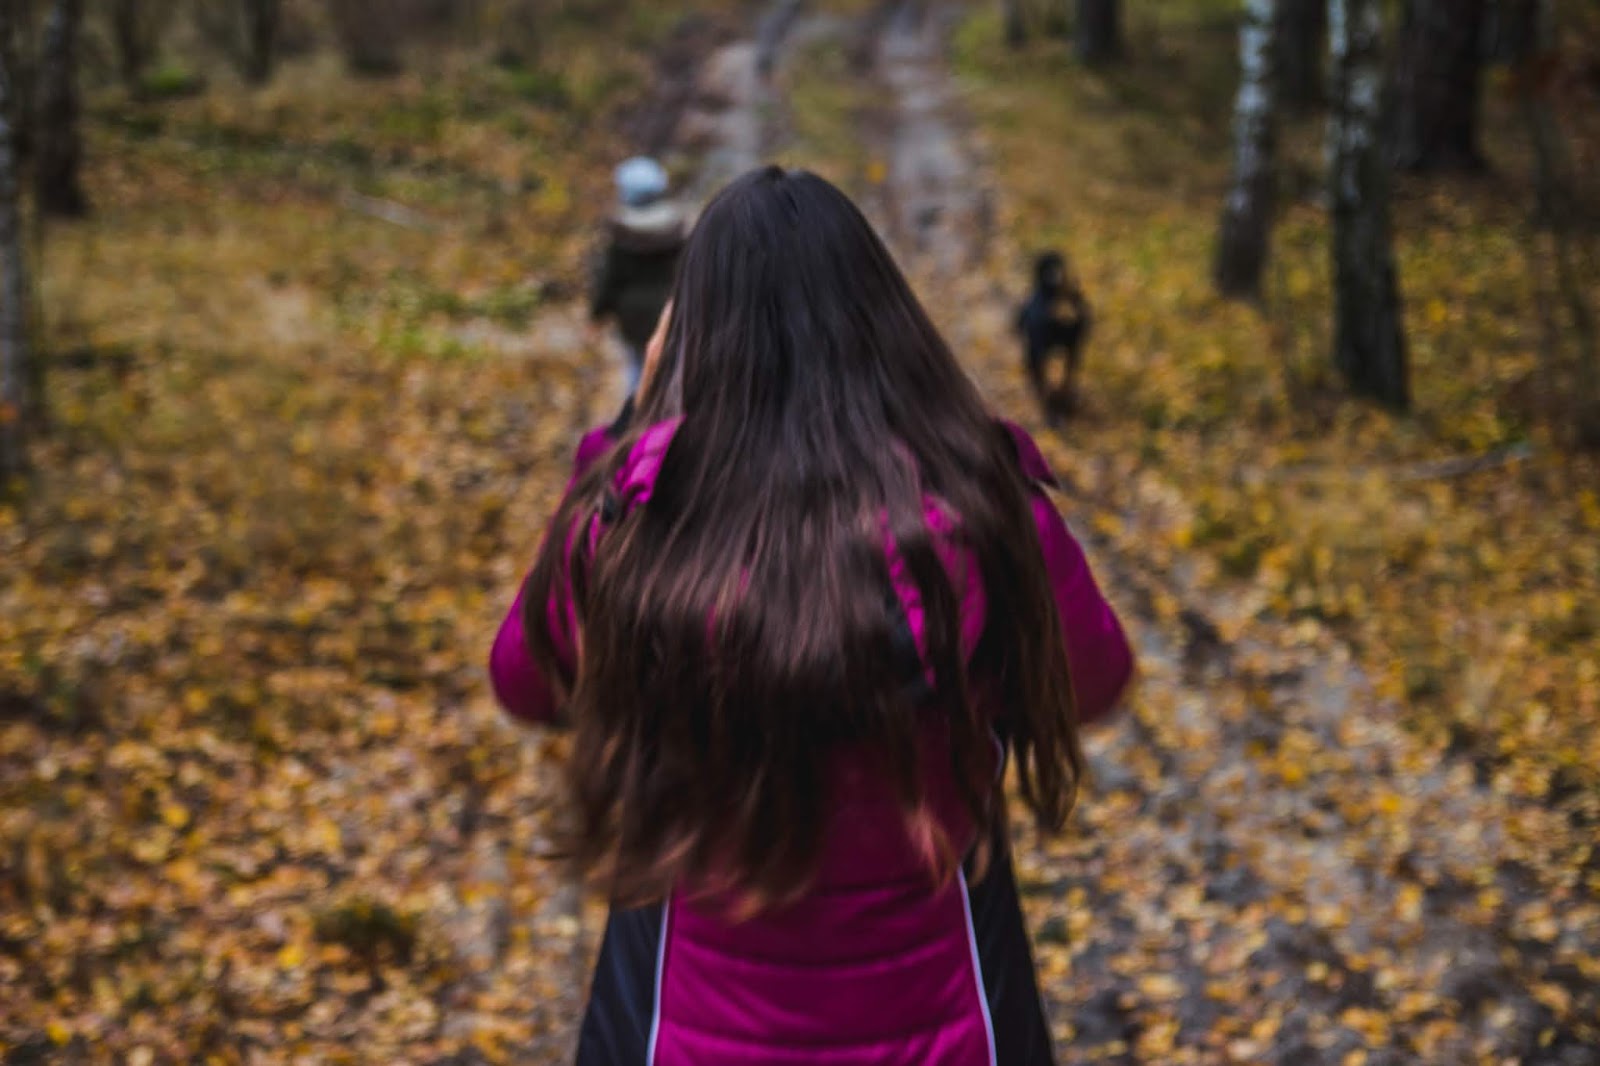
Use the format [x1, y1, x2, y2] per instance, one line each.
[489, 582, 565, 725]
[1006, 423, 1134, 726]
[1031, 492, 1134, 726]
[488, 427, 613, 725]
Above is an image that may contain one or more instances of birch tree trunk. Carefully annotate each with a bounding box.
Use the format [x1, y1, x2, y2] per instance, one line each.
[35, 0, 86, 218]
[1215, 0, 1279, 298]
[1076, 0, 1122, 64]
[1329, 0, 1409, 409]
[0, 24, 30, 479]
[1389, 0, 1488, 171]
[1276, 0, 1324, 110]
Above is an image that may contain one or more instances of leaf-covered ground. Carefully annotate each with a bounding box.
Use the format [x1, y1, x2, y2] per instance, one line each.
[0, 10, 702, 1060]
[2, 1, 1598, 1063]
[945, 5, 1600, 819]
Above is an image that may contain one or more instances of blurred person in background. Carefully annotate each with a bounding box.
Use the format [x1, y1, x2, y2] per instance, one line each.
[589, 156, 687, 398]
[492, 167, 1133, 1066]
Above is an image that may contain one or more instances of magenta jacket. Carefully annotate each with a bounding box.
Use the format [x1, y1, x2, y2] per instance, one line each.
[490, 419, 1133, 1066]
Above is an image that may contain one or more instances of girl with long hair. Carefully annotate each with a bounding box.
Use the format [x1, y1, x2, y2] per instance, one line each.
[490, 167, 1133, 1066]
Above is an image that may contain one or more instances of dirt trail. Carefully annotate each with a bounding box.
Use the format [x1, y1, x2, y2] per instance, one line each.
[872, 1, 990, 275]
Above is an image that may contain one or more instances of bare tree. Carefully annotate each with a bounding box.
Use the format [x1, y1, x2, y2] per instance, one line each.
[1216, 0, 1279, 298]
[109, 0, 147, 92]
[196, 0, 281, 85]
[1516, 0, 1599, 445]
[1276, 0, 1324, 110]
[240, 0, 280, 84]
[329, 0, 405, 77]
[1485, 0, 1539, 63]
[1329, 0, 1408, 408]
[1, 0, 35, 162]
[1389, 0, 1488, 171]
[108, 0, 182, 93]
[1076, 0, 1121, 64]
[0, 18, 30, 479]
[35, 0, 86, 218]
[1002, 0, 1026, 48]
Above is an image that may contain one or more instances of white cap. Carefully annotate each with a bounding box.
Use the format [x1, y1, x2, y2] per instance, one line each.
[614, 156, 670, 208]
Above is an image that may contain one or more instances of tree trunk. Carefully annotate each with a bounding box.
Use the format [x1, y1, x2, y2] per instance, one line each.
[1388, 0, 1488, 172]
[110, 0, 146, 93]
[0, 0, 30, 163]
[243, 0, 281, 85]
[34, 0, 85, 218]
[0, 26, 30, 479]
[1517, 0, 1599, 446]
[1276, 0, 1324, 110]
[1076, 0, 1122, 64]
[1485, 0, 1539, 64]
[1329, 0, 1409, 409]
[329, 0, 404, 77]
[1216, 0, 1279, 298]
[1002, 0, 1026, 48]
[193, 0, 279, 85]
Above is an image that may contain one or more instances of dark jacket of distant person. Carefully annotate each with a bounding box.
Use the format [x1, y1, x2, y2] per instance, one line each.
[589, 200, 688, 356]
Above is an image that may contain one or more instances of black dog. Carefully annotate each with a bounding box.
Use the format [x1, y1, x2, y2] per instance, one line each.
[1015, 252, 1091, 424]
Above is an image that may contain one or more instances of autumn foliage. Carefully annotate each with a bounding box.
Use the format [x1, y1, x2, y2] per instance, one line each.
[1, 1, 1598, 1062]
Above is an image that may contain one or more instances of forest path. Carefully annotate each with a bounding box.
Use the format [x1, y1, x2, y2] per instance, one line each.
[841, 3, 1596, 1064]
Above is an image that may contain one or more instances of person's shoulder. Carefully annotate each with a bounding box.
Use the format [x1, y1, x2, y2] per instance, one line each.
[612, 418, 683, 504]
[997, 420, 1058, 488]
[610, 202, 688, 253]
[573, 426, 615, 477]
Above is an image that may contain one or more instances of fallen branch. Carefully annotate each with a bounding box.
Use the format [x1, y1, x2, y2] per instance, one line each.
[1389, 442, 1536, 483]
[339, 190, 435, 231]
[1242, 442, 1536, 486]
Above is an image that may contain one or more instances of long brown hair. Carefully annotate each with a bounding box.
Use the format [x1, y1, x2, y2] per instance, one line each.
[526, 167, 1081, 909]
